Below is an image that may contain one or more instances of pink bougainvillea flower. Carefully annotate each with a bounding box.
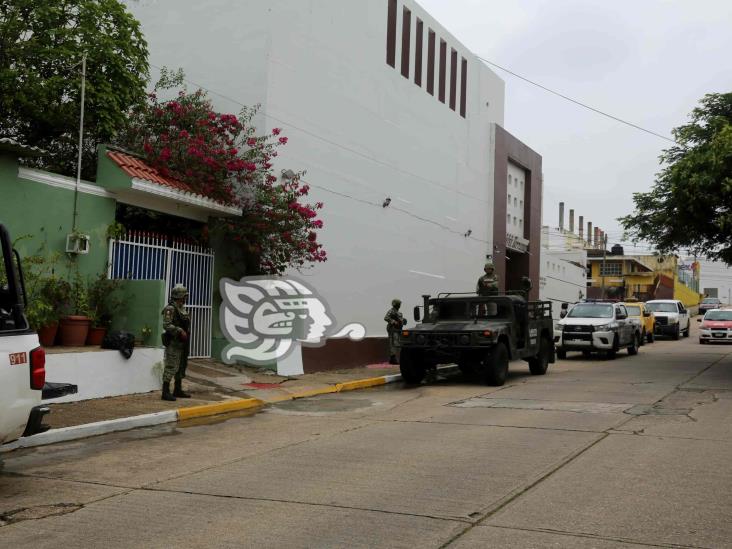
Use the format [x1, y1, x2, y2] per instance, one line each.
[272, 128, 282, 135]
[278, 137, 288, 145]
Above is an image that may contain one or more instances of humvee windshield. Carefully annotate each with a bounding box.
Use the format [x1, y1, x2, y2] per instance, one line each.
[430, 300, 502, 320]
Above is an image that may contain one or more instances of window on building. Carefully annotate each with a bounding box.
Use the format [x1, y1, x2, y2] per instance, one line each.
[600, 262, 623, 276]
[519, 200, 523, 209]
[519, 219, 523, 228]
[401, 7, 411, 78]
[438, 39, 447, 103]
[414, 19, 423, 87]
[507, 214, 511, 224]
[507, 194, 511, 204]
[449, 48, 458, 111]
[426, 30, 436, 95]
[386, 0, 397, 67]
[520, 180, 524, 190]
[514, 197, 517, 207]
[513, 216, 517, 226]
[460, 57, 467, 118]
[508, 175, 512, 186]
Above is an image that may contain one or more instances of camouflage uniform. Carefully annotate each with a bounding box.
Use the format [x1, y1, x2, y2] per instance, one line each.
[476, 262, 500, 296]
[161, 284, 191, 401]
[384, 299, 406, 364]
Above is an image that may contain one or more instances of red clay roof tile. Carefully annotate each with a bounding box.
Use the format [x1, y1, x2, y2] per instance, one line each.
[107, 150, 194, 193]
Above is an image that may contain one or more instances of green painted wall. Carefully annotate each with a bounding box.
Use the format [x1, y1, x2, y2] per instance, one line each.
[0, 154, 116, 280]
[111, 279, 166, 347]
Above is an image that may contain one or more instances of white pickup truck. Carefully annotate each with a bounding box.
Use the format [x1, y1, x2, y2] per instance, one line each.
[1, 222, 76, 446]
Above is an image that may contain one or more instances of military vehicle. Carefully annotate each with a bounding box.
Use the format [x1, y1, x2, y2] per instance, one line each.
[398, 291, 555, 386]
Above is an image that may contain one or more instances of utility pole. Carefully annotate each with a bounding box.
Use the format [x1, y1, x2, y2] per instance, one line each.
[601, 233, 608, 299]
[72, 52, 87, 232]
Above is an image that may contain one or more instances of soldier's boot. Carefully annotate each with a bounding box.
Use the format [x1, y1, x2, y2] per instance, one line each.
[162, 381, 176, 401]
[173, 379, 191, 398]
[389, 354, 398, 365]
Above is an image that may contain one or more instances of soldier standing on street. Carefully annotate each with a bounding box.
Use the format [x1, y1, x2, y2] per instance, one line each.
[384, 299, 406, 365]
[161, 284, 192, 401]
[476, 262, 500, 296]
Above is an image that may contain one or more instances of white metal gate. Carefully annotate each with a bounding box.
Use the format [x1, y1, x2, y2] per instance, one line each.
[108, 232, 215, 358]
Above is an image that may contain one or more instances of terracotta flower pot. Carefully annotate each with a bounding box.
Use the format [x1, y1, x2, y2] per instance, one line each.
[86, 326, 107, 346]
[58, 316, 92, 347]
[38, 322, 59, 347]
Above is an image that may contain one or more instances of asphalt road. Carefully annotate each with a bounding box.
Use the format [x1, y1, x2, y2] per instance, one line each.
[2, 324, 731, 548]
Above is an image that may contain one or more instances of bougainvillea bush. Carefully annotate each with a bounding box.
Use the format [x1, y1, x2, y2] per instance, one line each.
[118, 69, 325, 274]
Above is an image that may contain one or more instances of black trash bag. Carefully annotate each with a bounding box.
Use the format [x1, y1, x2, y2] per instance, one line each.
[101, 331, 135, 359]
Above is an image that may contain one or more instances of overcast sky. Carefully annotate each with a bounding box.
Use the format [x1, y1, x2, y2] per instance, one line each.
[419, 0, 732, 251]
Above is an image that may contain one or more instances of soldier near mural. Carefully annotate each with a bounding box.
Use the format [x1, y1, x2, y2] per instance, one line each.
[476, 262, 500, 296]
[161, 284, 192, 401]
[384, 299, 407, 364]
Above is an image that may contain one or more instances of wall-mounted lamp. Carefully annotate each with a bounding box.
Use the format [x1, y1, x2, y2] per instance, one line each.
[382, 197, 392, 208]
[281, 169, 296, 181]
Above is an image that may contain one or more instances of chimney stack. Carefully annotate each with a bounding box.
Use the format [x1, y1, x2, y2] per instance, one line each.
[559, 202, 565, 232]
[578, 216, 584, 240]
[594, 227, 600, 248]
[569, 209, 575, 234]
[587, 222, 593, 245]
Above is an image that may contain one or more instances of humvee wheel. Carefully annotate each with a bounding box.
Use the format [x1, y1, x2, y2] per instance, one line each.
[399, 349, 426, 385]
[556, 349, 567, 360]
[528, 336, 550, 375]
[483, 343, 509, 386]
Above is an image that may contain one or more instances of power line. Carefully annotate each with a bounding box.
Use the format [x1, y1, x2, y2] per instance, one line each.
[477, 56, 680, 146]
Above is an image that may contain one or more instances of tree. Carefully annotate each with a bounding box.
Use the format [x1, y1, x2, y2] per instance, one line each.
[117, 71, 326, 275]
[0, 0, 149, 179]
[620, 93, 732, 263]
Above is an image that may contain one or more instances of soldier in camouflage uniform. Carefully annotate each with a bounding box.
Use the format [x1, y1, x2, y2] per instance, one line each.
[161, 284, 192, 401]
[476, 262, 500, 296]
[384, 298, 406, 365]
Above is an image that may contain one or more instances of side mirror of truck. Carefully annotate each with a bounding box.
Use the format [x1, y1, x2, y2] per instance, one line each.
[413, 306, 421, 322]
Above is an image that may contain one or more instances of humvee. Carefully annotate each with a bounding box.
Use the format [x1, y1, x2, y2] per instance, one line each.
[398, 292, 555, 385]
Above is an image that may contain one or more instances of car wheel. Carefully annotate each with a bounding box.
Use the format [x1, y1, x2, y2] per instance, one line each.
[399, 349, 426, 385]
[582, 350, 592, 358]
[672, 326, 680, 340]
[556, 349, 567, 360]
[683, 325, 690, 337]
[606, 335, 618, 360]
[528, 336, 550, 375]
[640, 329, 646, 346]
[628, 333, 639, 356]
[647, 330, 654, 343]
[483, 343, 509, 386]
[700, 339, 707, 345]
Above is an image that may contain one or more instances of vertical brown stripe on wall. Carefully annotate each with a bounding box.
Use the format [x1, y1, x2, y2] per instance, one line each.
[401, 7, 411, 78]
[386, 0, 397, 67]
[414, 19, 423, 87]
[438, 39, 447, 103]
[460, 57, 467, 117]
[427, 30, 436, 95]
[449, 48, 458, 110]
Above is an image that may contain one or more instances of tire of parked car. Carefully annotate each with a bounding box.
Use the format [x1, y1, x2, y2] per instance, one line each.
[399, 349, 426, 385]
[683, 325, 690, 337]
[606, 335, 619, 360]
[556, 349, 567, 360]
[699, 339, 707, 345]
[647, 330, 654, 343]
[528, 336, 551, 376]
[640, 329, 646, 346]
[628, 333, 639, 356]
[483, 343, 509, 386]
[673, 325, 680, 340]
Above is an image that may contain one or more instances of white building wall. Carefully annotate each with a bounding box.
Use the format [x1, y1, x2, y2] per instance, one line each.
[539, 227, 587, 317]
[126, 0, 506, 338]
[693, 259, 732, 304]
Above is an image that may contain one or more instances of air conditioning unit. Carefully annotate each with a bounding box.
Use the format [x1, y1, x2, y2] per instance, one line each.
[66, 233, 90, 255]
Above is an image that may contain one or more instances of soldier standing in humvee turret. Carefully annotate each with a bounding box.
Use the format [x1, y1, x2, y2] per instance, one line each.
[161, 284, 192, 401]
[477, 262, 500, 296]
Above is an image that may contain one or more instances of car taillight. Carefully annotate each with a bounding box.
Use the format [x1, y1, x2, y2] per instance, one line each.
[30, 346, 45, 390]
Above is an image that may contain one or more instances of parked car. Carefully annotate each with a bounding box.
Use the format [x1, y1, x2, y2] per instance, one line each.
[698, 309, 732, 344]
[699, 297, 723, 315]
[622, 301, 655, 344]
[1, 223, 76, 446]
[555, 301, 640, 359]
[645, 299, 690, 340]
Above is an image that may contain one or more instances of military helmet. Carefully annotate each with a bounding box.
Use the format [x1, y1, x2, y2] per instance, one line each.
[391, 298, 402, 308]
[484, 262, 495, 271]
[171, 284, 189, 300]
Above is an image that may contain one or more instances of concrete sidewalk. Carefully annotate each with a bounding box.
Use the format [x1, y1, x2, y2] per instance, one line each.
[1, 360, 405, 452]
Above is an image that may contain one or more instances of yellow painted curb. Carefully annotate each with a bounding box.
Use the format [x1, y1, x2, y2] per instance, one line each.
[336, 377, 387, 392]
[288, 385, 340, 400]
[177, 398, 265, 421]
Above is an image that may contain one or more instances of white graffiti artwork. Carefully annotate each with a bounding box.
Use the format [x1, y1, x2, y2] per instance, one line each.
[220, 277, 366, 365]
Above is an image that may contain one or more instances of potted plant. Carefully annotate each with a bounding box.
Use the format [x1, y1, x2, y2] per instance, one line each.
[58, 271, 92, 346]
[86, 273, 124, 345]
[29, 277, 70, 346]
